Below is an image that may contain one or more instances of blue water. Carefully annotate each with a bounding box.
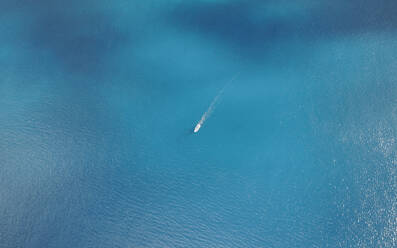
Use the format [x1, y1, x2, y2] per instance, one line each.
[1, 1, 397, 247]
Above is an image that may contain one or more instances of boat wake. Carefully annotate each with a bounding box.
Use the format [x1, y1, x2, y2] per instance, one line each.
[194, 73, 239, 133]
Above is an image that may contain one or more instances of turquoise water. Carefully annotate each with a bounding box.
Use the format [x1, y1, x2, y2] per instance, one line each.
[1, 1, 397, 247]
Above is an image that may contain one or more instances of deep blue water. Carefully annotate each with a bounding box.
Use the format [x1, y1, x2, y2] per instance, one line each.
[1, 1, 397, 247]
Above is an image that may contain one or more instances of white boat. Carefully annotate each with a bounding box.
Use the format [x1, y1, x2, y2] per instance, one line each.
[193, 123, 201, 133]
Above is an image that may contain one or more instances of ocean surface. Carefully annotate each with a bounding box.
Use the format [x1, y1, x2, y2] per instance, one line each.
[1, 1, 397, 247]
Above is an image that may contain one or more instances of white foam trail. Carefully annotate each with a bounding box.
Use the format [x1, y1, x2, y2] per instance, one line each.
[194, 73, 239, 133]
